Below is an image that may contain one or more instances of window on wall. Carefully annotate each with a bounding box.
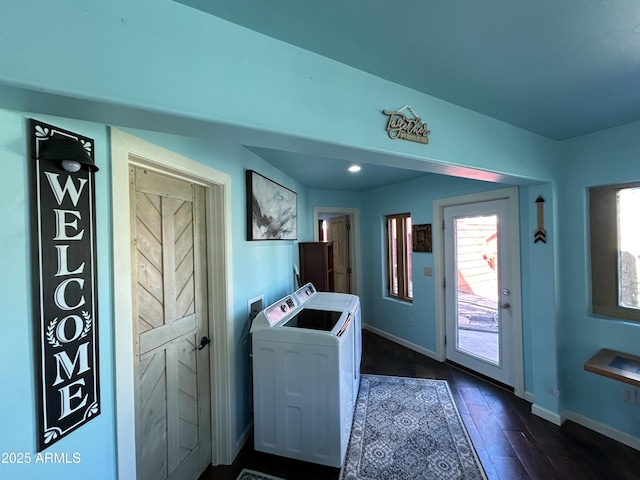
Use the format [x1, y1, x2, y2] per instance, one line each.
[590, 182, 640, 322]
[386, 213, 413, 302]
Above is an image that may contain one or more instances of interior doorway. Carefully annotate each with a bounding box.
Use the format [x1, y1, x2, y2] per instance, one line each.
[319, 214, 351, 293]
[313, 207, 361, 297]
[111, 130, 236, 479]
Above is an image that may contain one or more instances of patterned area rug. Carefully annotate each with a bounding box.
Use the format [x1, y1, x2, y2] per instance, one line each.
[235, 469, 285, 480]
[341, 375, 487, 480]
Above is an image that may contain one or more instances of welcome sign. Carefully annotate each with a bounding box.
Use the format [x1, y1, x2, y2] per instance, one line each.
[29, 120, 100, 450]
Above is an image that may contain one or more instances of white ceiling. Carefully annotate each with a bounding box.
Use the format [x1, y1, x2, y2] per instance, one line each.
[177, 0, 640, 190]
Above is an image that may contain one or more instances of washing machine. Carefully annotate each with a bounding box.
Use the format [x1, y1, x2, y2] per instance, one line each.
[250, 283, 361, 468]
[294, 283, 362, 401]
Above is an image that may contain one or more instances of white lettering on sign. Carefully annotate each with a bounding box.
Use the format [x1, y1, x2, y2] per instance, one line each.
[52, 342, 90, 386]
[44, 172, 88, 207]
[55, 315, 84, 343]
[54, 278, 86, 311]
[54, 245, 85, 276]
[58, 378, 88, 420]
[53, 209, 84, 241]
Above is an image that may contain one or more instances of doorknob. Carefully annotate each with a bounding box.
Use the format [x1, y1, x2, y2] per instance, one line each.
[198, 336, 211, 350]
[500, 302, 511, 309]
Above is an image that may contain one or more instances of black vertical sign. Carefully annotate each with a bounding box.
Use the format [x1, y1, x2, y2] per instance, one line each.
[29, 120, 100, 450]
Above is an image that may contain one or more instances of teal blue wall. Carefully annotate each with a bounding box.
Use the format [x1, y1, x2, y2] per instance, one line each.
[523, 183, 561, 414]
[0, 1, 638, 478]
[116, 127, 310, 437]
[557, 121, 640, 437]
[309, 177, 552, 401]
[304, 189, 365, 244]
[0, 111, 117, 479]
[0, 110, 307, 479]
[306, 190, 365, 219]
[0, 0, 557, 184]
[359, 175, 511, 351]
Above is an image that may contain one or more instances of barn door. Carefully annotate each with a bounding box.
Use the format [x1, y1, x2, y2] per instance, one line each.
[329, 215, 351, 293]
[130, 166, 211, 480]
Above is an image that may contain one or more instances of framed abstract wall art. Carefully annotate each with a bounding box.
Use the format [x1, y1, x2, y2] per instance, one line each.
[246, 170, 297, 240]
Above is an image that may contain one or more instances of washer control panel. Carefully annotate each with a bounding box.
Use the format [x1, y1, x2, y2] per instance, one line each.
[264, 295, 298, 326]
[294, 282, 317, 305]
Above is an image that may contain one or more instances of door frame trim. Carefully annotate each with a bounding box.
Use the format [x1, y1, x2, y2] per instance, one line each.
[312, 207, 361, 298]
[433, 187, 524, 398]
[111, 129, 235, 479]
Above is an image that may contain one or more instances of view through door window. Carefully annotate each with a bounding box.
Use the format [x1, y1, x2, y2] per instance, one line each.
[455, 215, 499, 364]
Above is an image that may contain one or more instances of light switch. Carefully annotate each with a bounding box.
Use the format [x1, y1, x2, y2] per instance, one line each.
[424, 267, 433, 276]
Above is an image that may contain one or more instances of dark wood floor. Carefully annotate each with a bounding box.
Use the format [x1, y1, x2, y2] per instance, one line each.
[200, 329, 640, 480]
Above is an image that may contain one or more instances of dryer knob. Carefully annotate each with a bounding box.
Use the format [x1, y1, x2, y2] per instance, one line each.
[280, 304, 287, 312]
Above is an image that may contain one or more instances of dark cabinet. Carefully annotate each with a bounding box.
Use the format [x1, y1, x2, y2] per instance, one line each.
[299, 242, 334, 292]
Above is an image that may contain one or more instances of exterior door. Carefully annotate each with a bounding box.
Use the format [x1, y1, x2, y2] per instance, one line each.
[444, 199, 514, 386]
[329, 215, 351, 293]
[130, 166, 211, 480]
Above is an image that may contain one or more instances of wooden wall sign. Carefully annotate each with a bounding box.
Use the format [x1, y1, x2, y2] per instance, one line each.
[29, 119, 100, 450]
[382, 105, 431, 144]
[412, 224, 432, 253]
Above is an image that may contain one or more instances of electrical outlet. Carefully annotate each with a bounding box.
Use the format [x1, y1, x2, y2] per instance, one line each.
[409, 317, 415, 327]
[547, 387, 561, 398]
[622, 386, 636, 404]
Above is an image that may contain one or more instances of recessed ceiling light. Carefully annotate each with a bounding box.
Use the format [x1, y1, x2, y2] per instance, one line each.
[348, 165, 361, 173]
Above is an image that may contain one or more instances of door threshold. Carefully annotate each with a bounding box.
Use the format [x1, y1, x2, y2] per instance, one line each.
[445, 360, 515, 394]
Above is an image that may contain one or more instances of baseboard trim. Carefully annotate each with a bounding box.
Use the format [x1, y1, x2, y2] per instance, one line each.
[363, 324, 438, 360]
[365, 324, 640, 452]
[562, 410, 640, 451]
[531, 403, 562, 426]
[530, 404, 640, 451]
[230, 421, 253, 465]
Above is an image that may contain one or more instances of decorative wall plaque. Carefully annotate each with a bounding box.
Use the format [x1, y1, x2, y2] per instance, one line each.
[534, 195, 547, 244]
[382, 105, 431, 144]
[412, 224, 433, 253]
[29, 119, 100, 450]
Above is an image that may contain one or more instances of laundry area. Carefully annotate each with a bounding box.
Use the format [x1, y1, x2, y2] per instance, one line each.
[250, 283, 361, 468]
[3, 2, 640, 480]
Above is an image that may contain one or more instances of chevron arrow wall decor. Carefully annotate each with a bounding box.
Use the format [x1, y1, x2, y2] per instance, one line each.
[534, 195, 547, 243]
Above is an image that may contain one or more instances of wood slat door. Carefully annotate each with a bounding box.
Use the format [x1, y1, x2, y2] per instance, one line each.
[130, 166, 211, 480]
[329, 215, 351, 293]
